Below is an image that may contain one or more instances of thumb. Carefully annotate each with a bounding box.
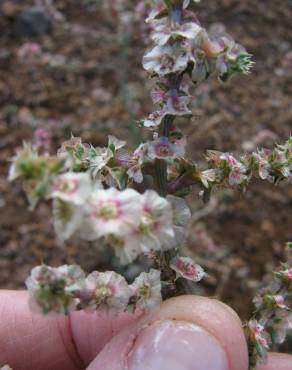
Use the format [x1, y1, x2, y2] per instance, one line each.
[86, 295, 248, 370]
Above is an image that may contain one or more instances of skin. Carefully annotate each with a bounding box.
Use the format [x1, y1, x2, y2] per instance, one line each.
[0, 291, 291, 370]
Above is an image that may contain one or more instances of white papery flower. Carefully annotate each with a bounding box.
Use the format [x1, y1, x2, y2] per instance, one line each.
[90, 147, 112, 178]
[50, 172, 91, 205]
[143, 109, 168, 128]
[131, 269, 162, 311]
[165, 92, 192, 117]
[148, 136, 185, 160]
[82, 271, 131, 312]
[90, 135, 126, 178]
[170, 256, 205, 282]
[151, 18, 202, 46]
[109, 190, 175, 264]
[143, 44, 189, 76]
[199, 169, 218, 188]
[116, 143, 147, 184]
[133, 190, 175, 252]
[85, 188, 143, 239]
[53, 199, 85, 241]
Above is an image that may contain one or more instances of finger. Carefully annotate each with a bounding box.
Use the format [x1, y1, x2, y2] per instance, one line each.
[70, 308, 142, 365]
[87, 295, 249, 370]
[258, 353, 292, 370]
[0, 290, 139, 370]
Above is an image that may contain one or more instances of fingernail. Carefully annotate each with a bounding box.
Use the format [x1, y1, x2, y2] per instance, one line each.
[128, 320, 229, 370]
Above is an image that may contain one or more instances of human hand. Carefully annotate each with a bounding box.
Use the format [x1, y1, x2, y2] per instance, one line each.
[0, 291, 291, 370]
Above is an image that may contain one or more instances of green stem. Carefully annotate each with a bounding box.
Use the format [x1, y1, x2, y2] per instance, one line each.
[155, 159, 168, 196]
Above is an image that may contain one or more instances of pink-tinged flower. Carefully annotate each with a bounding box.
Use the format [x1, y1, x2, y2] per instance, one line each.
[50, 172, 91, 205]
[187, 28, 222, 62]
[18, 42, 42, 63]
[278, 268, 292, 280]
[220, 153, 239, 167]
[228, 167, 247, 186]
[148, 136, 185, 160]
[252, 152, 271, 180]
[130, 269, 162, 311]
[151, 18, 202, 46]
[143, 44, 189, 76]
[129, 190, 175, 255]
[1, 365, 13, 370]
[143, 109, 167, 128]
[150, 86, 166, 104]
[167, 195, 191, 244]
[165, 89, 192, 116]
[116, 143, 147, 184]
[170, 256, 205, 282]
[220, 153, 247, 186]
[96, 191, 175, 264]
[248, 320, 270, 353]
[86, 188, 143, 239]
[81, 271, 131, 312]
[127, 164, 143, 183]
[33, 128, 51, 148]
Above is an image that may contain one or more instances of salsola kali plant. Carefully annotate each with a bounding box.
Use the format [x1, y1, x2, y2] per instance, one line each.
[7, 0, 291, 369]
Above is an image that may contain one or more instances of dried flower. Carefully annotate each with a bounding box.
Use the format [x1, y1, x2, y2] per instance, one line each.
[86, 188, 143, 239]
[26, 265, 85, 315]
[81, 271, 131, 312]
[170, 256, 205, 282]
[50, 172, 92, 205]
[148, 136, 185, 160]
[130, 269, 162, 311]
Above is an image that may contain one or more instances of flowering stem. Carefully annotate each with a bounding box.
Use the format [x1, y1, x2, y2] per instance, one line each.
[155, 159, 168, 196]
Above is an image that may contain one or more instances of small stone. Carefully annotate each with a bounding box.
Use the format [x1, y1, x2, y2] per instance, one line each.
[14, 7, 52, 37]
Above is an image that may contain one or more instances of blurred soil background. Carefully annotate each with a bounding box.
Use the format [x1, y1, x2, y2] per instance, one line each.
[0, 0, 292, 325]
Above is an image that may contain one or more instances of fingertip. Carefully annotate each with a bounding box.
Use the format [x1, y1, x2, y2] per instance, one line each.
[87, 295, 248, 370]
[153, 295, 249, 370]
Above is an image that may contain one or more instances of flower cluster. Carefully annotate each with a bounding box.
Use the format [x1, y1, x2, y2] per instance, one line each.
[26, 264, 163, 314]
[51, 175, 192, 263]
[141, 0, 252, 128]
[8, 142, 64, 209]
[201, 137, 292, 189]
[245, 243, 292, 369]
